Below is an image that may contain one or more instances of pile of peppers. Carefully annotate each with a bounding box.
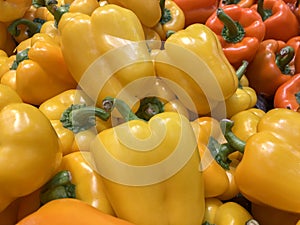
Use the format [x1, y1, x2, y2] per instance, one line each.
[0, 0, 300, 224]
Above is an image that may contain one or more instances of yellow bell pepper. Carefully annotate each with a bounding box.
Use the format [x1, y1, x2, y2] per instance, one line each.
[221, 108, 300, 213]
[0, 22, 16, 55]
[251, 203, 300, 225]
[191, 117, 240, 200]
[153, 23, 238, 115]
[202, 198, 255, 225]
[0, 0, 31, 23]
[0, 84, 62, 213]
[58, 151, 115, 215]
[11, 33, 77, 105]
[152, 0, 185, 40]
[230, 108, 265, 142]
[64, 97, 205, 225]
[224, 61, 257, 118]
[39, 89, 112, 155]
[0, 50, 15, 80]
[106, 0, 162, 27]
[49, 2, 155, 107]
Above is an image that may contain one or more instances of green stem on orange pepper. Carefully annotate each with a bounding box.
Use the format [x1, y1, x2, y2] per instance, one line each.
[257, 0, 272, 21]
[216, 7, 245, 43]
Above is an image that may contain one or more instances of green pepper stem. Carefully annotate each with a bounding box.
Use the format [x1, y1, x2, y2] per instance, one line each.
[135, 97, 164, 121]
[275, 46, 294, 75]
[257, 0, 272, 21]
[220, 119, 246, 153]
[236, 60, 248, 81]
[159, 0, 172, 25]
[216, 7, 245, 43]
[60, 104, 110, 133]
[208, 136, 236, 170]
[40, 170, 76, 205]
[102, 97, 140, 121]
[10, 48, 30, 70]
[8, 18, 43, 38]
[296, 91, 300, 105]
[45, 0, 69, 26]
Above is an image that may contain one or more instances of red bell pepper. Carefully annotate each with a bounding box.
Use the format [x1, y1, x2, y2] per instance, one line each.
[274, 73, 300, 111]
[251, 0, 299, 42]
[245, 39, 295, 98]
[287, 36, 300, 74]
[205, 5, 265, 69]
[172, 0, 218, 26]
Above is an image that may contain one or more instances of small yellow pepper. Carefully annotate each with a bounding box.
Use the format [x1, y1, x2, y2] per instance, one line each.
[0, 84, 62, 213]
[39, 89, 111, 155]
[202, 198, 254, 225]
[0, 0, 31, 22]
[58, 151, 115, 215]
[12, 33, 77, 105]
[154, 23, 238, 115]
[224, 61, 257, 118]
[152, 0, 185, 40]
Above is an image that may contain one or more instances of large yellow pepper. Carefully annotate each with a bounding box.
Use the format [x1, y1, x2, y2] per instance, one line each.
[64, 97, 205, 225]
[202, 198, 255, 225]
[221, 108, 300, 213]
[11, 33, 77, 105]
[153, 23, 238, 115]
[0, 84, 62, 213]
[106, 0, 161, 27]
[58, 151, 115, 215]
[51, 3, 155, 107]
[0, 0, 31, 22]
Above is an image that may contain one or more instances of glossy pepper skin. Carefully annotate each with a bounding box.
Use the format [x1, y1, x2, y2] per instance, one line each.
[245, 39, 294, 98]
[219, 0, 256, 8]
[88, 98, 205, 225]
[274, 73, 300, 111]
[0, 0, 31, 22]
[172, 0, 218, 26]
[224, 61, 257, 118]
[0, 84, 62, 213]
[233, 108, 300, 213]
[55, 3, 155, 107]
[58, 151, 115, 215]
[205, 5, 266, 69]
[251, 0, 299, 42]
[39, 89, 111, 155]
[106, 0, 161, 27]
[202, 198, 254, 225]
[191, 117, 240, 200]
[12, 33, 77, 105]
[154, 23, 238, 115]
[152, 0, 185, 40]
[16, 198, 135, 225]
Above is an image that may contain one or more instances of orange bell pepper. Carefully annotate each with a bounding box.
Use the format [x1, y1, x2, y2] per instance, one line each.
[245, 39, 294, 98]
[273, 73, 300, 111]
[205, 5, 266, 69]
[172, 0, 219, 26]
[219, 0, 256, 8]
[16, 198, 136, 225]
[251, 0, 299, 42]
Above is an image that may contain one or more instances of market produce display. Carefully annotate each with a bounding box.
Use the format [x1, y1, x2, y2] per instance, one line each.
[0, 0, 300, 224]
